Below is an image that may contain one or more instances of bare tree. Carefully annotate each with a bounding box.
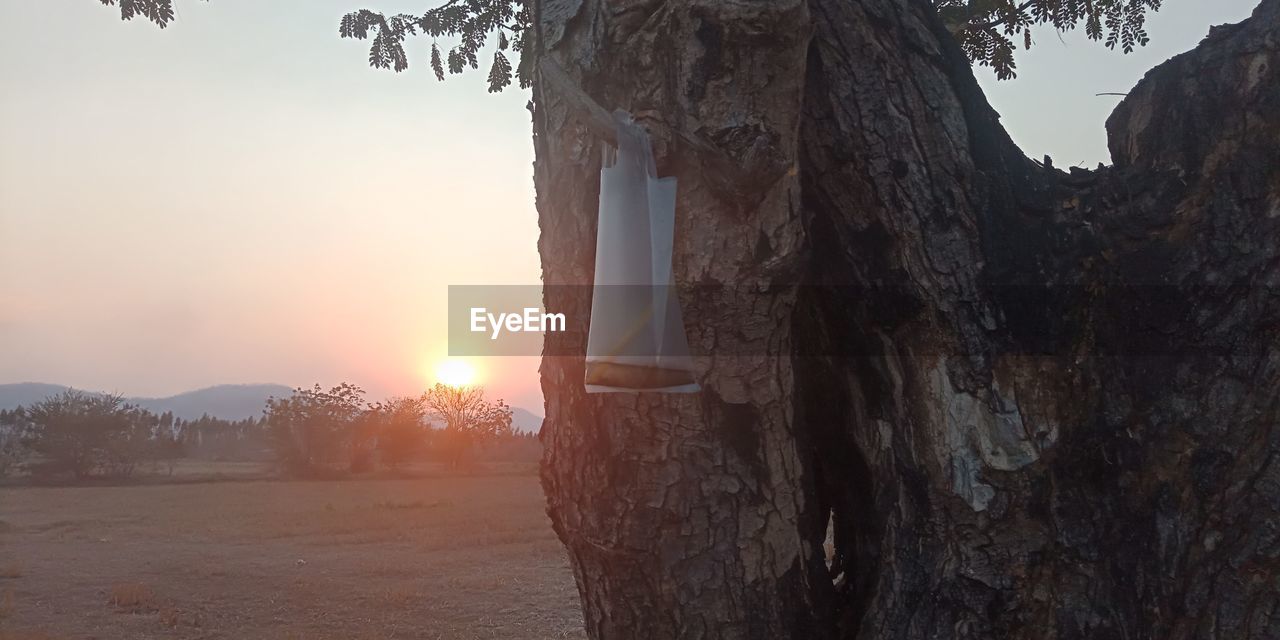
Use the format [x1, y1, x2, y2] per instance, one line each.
[421, 384, 513, 469]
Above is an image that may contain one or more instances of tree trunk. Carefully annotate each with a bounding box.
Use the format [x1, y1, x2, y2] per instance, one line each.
[533, 0, 1280, 638]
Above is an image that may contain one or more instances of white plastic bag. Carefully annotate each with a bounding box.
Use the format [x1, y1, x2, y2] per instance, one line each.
[585, 111, 698, 393]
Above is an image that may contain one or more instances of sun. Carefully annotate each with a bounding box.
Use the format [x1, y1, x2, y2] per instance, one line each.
[435, 359, 478, 388]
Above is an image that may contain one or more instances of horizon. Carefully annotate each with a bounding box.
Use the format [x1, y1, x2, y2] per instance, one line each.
[0, 380, 546, 413]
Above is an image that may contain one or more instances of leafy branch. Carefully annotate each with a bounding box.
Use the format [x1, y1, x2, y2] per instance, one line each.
[97, 0, 206, 29]
[96, 0, 1162, 85]
[338, 0, 530, 92]
[935, 0, 1162, 79]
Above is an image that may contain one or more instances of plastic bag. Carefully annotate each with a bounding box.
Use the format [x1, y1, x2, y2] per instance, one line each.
[585, 111, 698, 393]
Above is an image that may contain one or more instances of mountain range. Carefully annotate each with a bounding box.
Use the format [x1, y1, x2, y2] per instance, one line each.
[0, 383, 544, 433]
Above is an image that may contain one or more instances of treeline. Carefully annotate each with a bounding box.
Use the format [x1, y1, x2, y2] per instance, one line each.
[0, 392, 244, 479]
[264, 383, 526, 476]
[0, 383, 539, 482]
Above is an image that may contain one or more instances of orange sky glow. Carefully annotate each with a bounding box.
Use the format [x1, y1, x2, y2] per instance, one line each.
[0, 1, 1256, 413]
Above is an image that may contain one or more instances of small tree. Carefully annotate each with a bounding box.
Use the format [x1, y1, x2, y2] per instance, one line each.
[370, 396, 429, 470]
[0, 408, 30, 479]
[151, 431, 184, 475]
[23, 390, 134, 479]
[421, 384, 513, 470]
[264, 383, 365, 476]
[97, 405, 155, 478]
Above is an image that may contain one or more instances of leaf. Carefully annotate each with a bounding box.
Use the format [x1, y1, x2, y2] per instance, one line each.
[431, 43, 445, 81]
[487, 51, 512, 93]
[101, 0, 176, 29]
[339, 9, 382, 40]
[447, 47, 464, 74]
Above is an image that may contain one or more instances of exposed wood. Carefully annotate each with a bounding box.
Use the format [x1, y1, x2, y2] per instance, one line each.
[537, 56, 617, 142]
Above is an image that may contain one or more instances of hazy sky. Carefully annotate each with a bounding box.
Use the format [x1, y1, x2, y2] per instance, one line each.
[0, 0, 1259, 410]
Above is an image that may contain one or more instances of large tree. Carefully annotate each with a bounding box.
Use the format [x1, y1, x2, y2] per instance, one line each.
[532, 2, 1279, 638]
[102, 0, 1280, 637]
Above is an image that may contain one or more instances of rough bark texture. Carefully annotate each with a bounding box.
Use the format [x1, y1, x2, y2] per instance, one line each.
[534, 0, 1280, 638]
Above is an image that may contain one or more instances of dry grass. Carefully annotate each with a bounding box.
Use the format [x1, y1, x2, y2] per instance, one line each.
[0, 466, 584, 639]
[108, 582, 157, 612]
[157, 604, 203, 629]
[0, 592, 59, 640]
[0, 632, 58, 640]
[372, 498, 447, 510]
[0, 562, 22, 579]
[379, 585, 420, 608]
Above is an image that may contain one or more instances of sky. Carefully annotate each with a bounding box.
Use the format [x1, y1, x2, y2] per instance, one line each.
[0, 0, 1261, 412]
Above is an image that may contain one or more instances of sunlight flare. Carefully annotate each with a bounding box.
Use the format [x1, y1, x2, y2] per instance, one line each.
[435, 358, 478, 388]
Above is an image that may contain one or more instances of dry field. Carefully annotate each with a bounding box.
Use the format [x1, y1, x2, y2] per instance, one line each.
[0, 468, 585, 639]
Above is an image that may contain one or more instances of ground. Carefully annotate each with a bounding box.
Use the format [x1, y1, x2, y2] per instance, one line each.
[0, 465, 585, 639]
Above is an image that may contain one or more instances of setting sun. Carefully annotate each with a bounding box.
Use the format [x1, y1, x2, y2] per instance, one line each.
[435, 359, 478, 387]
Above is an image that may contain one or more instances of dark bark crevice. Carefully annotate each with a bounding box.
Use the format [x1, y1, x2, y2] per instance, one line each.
[792, 1, 1280, 637]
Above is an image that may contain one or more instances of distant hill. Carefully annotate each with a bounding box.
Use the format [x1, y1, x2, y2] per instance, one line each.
[511, 407, 543, 434]
[131, 384, 295, 420]
[0, 383, 293, 421]
[0, 383, 70, 411]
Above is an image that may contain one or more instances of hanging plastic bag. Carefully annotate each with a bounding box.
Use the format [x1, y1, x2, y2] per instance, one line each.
[585, 111, 699, 393]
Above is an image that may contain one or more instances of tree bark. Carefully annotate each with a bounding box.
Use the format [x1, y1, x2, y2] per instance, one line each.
[534, 0, 1280, 638]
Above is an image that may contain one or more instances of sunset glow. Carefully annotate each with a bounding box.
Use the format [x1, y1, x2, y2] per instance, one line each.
[435, 359, 478, 388]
